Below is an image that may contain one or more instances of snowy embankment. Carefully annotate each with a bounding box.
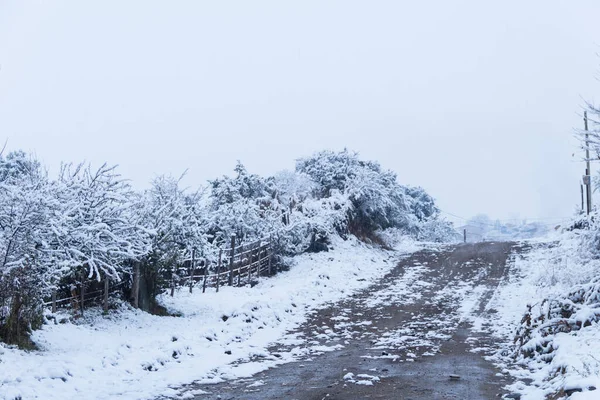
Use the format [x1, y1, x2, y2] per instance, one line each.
[0, 237, 420, 400]
[477, 234, 600, 400]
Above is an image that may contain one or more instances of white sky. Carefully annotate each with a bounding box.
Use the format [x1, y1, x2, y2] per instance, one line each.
[1, 1, 600, 223]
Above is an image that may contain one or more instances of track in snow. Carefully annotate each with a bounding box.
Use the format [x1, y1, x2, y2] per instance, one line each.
[175, 242, 523, 400]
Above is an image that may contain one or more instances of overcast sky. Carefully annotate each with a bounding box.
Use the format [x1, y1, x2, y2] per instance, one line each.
[1, 1, 600, 224]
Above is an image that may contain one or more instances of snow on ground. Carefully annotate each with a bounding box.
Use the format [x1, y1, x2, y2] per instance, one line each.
[0, 236, 421, 400]
[465, 234, 600, 400]
[342, 372, 380, 386]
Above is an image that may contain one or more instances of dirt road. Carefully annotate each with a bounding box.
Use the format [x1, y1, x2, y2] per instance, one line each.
[181, 242, 521, 400]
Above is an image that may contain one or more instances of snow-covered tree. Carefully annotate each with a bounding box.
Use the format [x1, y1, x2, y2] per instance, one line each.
[137, 175, 209, 260]
[0, 151, 51, 346]
[132, 174, 211, 310]
[208, 162, 280, 244]
[47, 163, 150, 282]
[295, 149, 454, 244]
[297, 150, 410, 238]
[404, 186, 439, 222]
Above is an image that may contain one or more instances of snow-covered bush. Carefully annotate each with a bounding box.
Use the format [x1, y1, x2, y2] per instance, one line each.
[508, 216, 600, 395]
[208, 162, 281, 245]
[530, 215, 600, 289]
[296, 149, 409, 235]
[414, 218, 460, 242]
[0, 151, 51, 346]
[511, 276, 600, 398]
[295, 149, 452, 244]
[264, 171, 320, 254]
[514, 280, 600, 359]
[48, 163, 150, 282]
[133, 174, 213, 311]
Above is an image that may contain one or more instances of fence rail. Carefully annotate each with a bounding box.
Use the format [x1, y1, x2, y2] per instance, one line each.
[43, 280, 126, 315]
[172, 236, 273, 295]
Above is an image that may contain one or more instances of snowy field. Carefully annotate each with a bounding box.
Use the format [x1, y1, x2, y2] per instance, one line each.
[0, 237, 421, 400]
[468, 234, 600, 400]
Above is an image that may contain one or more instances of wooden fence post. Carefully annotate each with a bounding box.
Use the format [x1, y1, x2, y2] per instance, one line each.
[248, 243, 252, 283]
[189, 249, 196, 294]
[133, 262, 140, 308]
[255, 242, 260, 282]
[268, 236, 273, 275]
[103, 277, 109, 312]
[261, 243, 268, 276]
[70, 285, 79, 316]
[228, 235, 236, 286]
[80, 274, 85, 317]
[51, 289, 57, 314]
[216, 249, 222, 293]
[202, 258, 208, 293]
[237, 242, 243, 287]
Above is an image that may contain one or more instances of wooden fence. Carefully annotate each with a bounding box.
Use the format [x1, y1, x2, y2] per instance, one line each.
[45, 235, 274, 315]
[174, 235, 273, 295]
[43, 279, 125, 315]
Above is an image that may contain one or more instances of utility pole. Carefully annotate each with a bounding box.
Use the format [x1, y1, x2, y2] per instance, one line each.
[584, 111, 593, 215]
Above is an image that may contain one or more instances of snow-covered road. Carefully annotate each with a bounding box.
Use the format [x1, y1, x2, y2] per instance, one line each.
[174, 241, 524, 400]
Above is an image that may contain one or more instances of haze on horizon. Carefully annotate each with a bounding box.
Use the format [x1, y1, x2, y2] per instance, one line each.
[1, 0, 600, 225]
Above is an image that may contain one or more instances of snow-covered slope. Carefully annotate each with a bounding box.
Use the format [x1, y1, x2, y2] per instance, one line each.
[477, 234, 600, 399]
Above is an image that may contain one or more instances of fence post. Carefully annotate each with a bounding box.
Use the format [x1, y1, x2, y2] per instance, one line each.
[80, 274, 85, 317]
[256, 242, 261, 281]
[70, 285, 79, 315]
[237, 243, 243, 287]
[268, 236, 273, 275]
[103, 277, 109, 312]
[133, 262, 140, 308]
[228, 235, 236, 286]
[248, 242, 254, 286]
[51, 289, 57, 313]
[202, 258, 208, 293]
[464, 229, 467, 243]
[189, 249, 196, 294]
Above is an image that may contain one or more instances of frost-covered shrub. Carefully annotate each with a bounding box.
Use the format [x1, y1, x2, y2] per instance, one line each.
[513, 279, 600, 366]
[0, 152, 50, 346]
[132, 174, 216, 311]
[49, 163, 150, 282]
[530, 215, 600, 288]
[510, 213, 600, 387]
[404, 186, 439, 222]
[207, 163, 354, 256]
[295, 149, 452, 244]
[208, 162, 280, 244]
[414, 218, 460, 242]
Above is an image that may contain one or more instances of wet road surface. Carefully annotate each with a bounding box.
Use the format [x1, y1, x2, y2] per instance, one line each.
[178, 242, 522, 400]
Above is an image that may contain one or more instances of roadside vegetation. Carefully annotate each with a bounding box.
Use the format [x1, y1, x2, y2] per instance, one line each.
[0, 148, 454, 347]
[506, 105, 600, 398]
